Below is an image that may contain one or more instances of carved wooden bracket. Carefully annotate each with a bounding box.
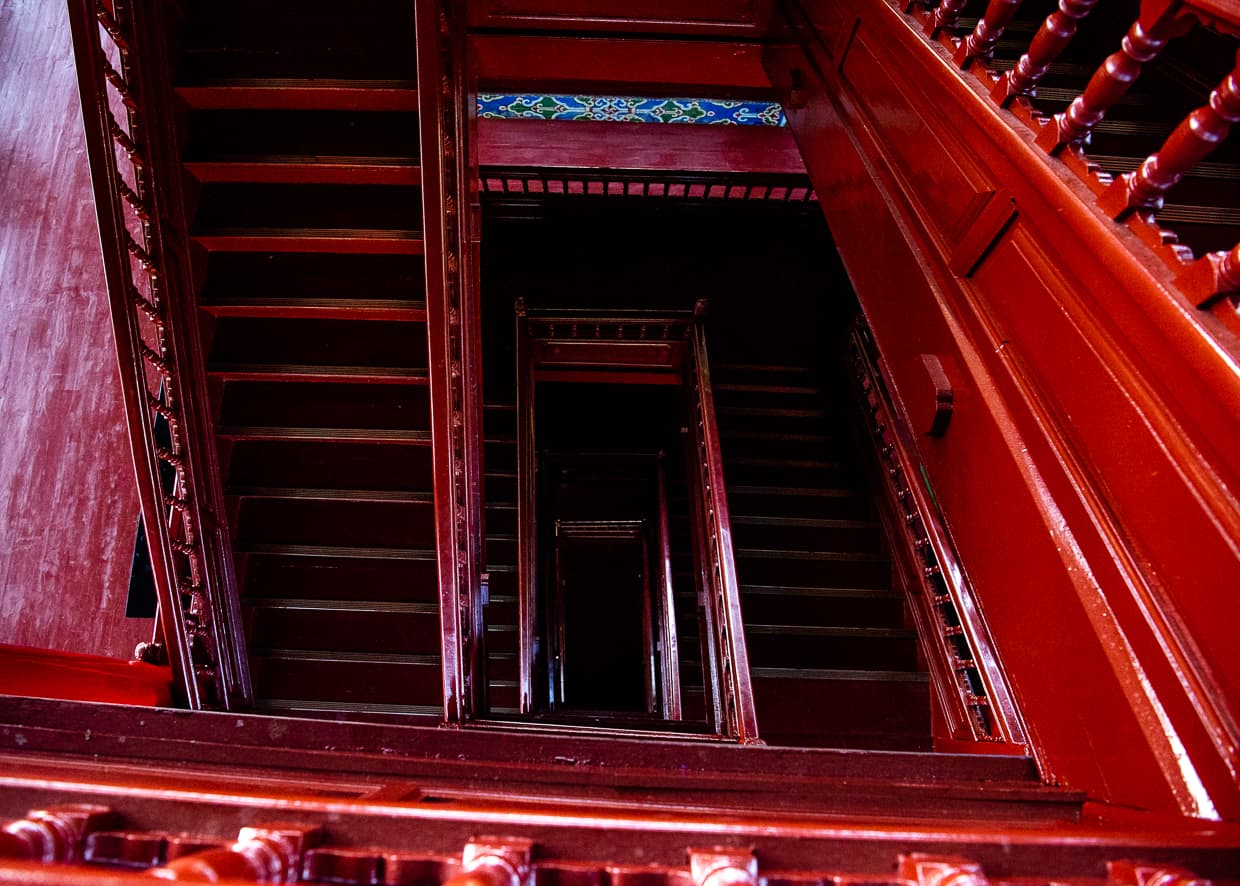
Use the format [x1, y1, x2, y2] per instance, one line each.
[921, 355, 954, 437]
[689, 849, 758, 886]
[899, 854, 989, 886]
[0, 806, 114, 864]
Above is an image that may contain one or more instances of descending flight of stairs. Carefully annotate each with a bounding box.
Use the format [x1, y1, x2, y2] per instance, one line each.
[176, 0, 443, 716]
[712, 363, 932, 750]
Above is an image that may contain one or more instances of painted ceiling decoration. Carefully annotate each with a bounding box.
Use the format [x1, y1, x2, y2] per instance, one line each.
[477, 94, 787, 126]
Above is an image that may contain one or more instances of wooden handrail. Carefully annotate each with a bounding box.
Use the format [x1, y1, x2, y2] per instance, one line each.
[514, 300, 537, 714]
[67, 0, 249, 709]
[687, 303, 760, 744]
[655, 453, 683, 720]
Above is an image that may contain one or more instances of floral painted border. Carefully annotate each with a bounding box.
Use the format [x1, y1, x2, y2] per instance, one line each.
[477, 94, 786, 126]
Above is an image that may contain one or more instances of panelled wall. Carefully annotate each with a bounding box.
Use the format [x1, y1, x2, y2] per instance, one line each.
[768, 0, 1240, 818]
[0, 0, 144, 658]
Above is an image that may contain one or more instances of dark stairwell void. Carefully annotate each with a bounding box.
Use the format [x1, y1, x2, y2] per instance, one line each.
[478, 194, 939, 750]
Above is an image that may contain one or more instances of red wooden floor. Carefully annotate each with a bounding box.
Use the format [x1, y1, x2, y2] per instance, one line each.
[0, 0, 147, 658]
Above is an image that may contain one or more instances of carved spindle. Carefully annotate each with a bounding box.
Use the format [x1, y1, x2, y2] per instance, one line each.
[992, 0, 1099, 105]
[0, 806, 113, 864]
[147, 824, 319, 882]
[956, 0, 1024, 67]
[1097, 52, 1240, 218]
[690, 850, 758, 886]
[1178, 242, 1240, 307]
[443, 839, 533, 886]
[899, 854, 990, 886]
[1037, 10, 1192, 153]
[1107, 860, 1210, 886]
[929, 0, 969, 38]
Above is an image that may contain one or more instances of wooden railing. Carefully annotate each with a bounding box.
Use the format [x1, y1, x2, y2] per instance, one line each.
[686, 302, 761, 745]
[848, 324, 1027, 750]
[67, 0, 249, 708]
[914, 0, 1240, 327]
[654, 453, 683, 720]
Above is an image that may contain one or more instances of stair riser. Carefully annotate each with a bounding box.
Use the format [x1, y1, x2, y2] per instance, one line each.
[254, 657, 442, 707]
[248, 607, 440, 656]
[223, 440, 433, 493]
[740, 592, 905, 629]
[234, 497, 437, 549]
[242, 553, 438, 604]
[745, 633, 920, 671]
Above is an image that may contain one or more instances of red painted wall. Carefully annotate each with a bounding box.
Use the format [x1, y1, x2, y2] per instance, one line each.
[0, 0, 147, 658]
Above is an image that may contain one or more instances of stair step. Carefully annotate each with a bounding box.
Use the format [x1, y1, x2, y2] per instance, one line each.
[201, 253, 425, 303]
[209, 363, 429, 384]
[218, 426, 432, 443]
[228, 487, 434, 504]
[253, 651, 441, 708]
[223, 439, 433, 494]
[717, 406, 826, 419]
[715, 383, 819, 396]
[240, 543, 437, 561]
[247, 603, 440, 656]
[234, 497, 436, 549]
[241, 545, 439, 603]
[193, 228, 425, 254]
[176, 79, 419, 111]
[746, 625, 920, 671]
[257, 698, 441, 718]
[186, 157, 421, 186]
[201, 297, 427, 321]
[732, 515, 884, 554]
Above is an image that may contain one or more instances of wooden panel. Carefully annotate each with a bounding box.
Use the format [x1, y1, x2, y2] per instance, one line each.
[770, 0, 1240, 818]
[473, 35, 772, 96]
[0, 0, 145, 658]
[469, 0, 775, 37]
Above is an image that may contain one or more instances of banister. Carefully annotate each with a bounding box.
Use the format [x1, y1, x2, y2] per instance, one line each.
[687, 301, 760, 744]
[655, 453, 683, 720]
[1096, 50, 1240, 219]
[67, 0, 249, 709]
[514, 300, 536, 714]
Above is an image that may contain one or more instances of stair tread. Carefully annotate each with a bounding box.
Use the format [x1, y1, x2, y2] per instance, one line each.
[715, 383, 819, 395]
[751, 666, 930, 682]
[717, 406, 827, 418]
[201, 297, 427, 320]
[730, 485, 858, 498]
[193, 227, 425, 255]
[176, 79, 419, 111]
[256, 698, 441, 717]
[257, 648, 440, 665]
[733, 516, 875, 529]
[209, 364, 429, 383]
[245, 598, 438, 614]
[746, 624, 916, 638]
[218, 425, 432, 442]
[737, 547, 886, 562]
[185, 157, 421, 185]
[742, 584, 902, 598]
[240, 543, 437, 561]
[228, 486, 434, 503]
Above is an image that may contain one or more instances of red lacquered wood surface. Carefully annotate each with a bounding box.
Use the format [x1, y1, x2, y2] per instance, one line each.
[0, 0, 144, 658]
[0, 645, 170, 707]
[477, 120, 807, 174]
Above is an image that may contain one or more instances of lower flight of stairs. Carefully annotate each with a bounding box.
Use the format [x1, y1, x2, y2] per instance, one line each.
[714, 363, 932, 750]
[481, 401, 520, 715]
[179, 0, 443, 717]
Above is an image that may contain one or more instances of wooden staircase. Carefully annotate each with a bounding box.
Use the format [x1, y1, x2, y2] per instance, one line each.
[178, 0, 442, 717]
[713, 363, 932, 750]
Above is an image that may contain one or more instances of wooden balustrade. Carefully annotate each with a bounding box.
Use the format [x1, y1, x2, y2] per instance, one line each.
[68, 0, 249, 709]
[1036, 4, 1195, 154]
[655, 454, 683, 721]
[928, 0, 968, 38]
[992, 0, 1101, 105]
[1177, 242, 1240, 309]
[146, 825, 319, 882]
[444, 840, 532, 886]
[687, 302, 760, 745]
[1097, 51, 1240, 218]
[956, 0, 1025, 68]
[0, 808, 113, 865]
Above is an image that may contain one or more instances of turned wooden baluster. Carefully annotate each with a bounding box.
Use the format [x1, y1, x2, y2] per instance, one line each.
[443, 839, 532, 886]
[1098, 51, 1240, 218]
[147, 824, 319, 882]
[992, 0, 1100, 105]
[1037, 4, 1194, 154]
[929, 0, 969, 38]
[0, 807, 113, 865]
[956, 0, 1025, 67]
[1107, 860, 1211, 886]
[690, 850, 758, 886]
